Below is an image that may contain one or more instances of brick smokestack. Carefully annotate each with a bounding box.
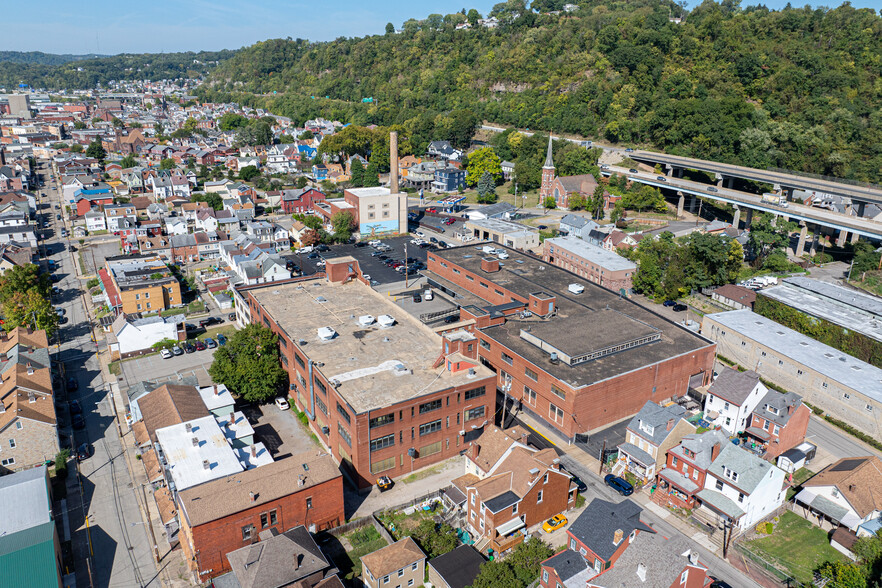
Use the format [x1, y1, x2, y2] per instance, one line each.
[389, 131, 399, 194]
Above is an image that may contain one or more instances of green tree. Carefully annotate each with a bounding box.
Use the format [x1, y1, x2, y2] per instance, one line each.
[0, 264, 49, 303]
[385, 22, 395, 34]
[408, 519, 457, 559]
[747, 213, 793, 268]
[3, 290, 58, 336]
[815, 560, 867, 588]
[300, 129, 315, 141]
[294, 213, 323, 230]
[590, 184, 606, 219]
[218, 113, 248, 131]
[466, 147, 503, 187]
[471, 560, 520, 588]
[120, 154, 136, 169]
[477, 172, 498, 203]
[69, 144, 83, 153]
[505, 538, 554, 585]
[349, 158, 365, 187]
[85, 140, 106, 160]
[330, 211, 356, 242]
[72, 120, 86, 130]
[208, 324, 287, 403]
[295, 176, 308, 189]
[192, 192, 224, 210]
[567, 193, 587, 211]
[363, 162, 380, 187]
[159, 158, 176, 170]
[239, 165, 260, 182]
[543, 196, 557, 209]
[236, 121, 273, 147]
[467, 8, 481, 25]
[111, 117, 123, 128]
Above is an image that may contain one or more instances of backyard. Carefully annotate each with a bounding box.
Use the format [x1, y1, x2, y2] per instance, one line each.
[745, 511, 846, 585]
[329, 525, 388, 582]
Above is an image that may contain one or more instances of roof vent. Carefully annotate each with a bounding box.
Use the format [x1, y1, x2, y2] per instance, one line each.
[191, 437, 199, 447]
[317, 327, 337, 341]
[185, 423, 192, 432]
[359, 315, 376, 326]
[549, 352, 559, 365]
[568, 283, 585, 295]
[202, 459, 210, 470]
[377, 314, 395, 327]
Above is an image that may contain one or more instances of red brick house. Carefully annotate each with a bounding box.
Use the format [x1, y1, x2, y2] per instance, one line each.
[176, 450, 343, 582]
[743, 390, 810, 459]
[280, 188, 326, 214]
[653, 430, 728, 510]
[75, 194, 115, 217]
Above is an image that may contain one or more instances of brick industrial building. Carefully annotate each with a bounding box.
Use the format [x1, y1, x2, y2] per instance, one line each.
[423, 245, 716, 440]
[543, 236, 637, 293]
[239, 258, 497, 488]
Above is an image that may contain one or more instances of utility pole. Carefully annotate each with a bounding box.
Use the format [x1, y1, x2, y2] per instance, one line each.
[404, 243, 409, 288]
[500, 373, 511, 428]
[598, 440, 606, 475]
[141, 483, 160, 563]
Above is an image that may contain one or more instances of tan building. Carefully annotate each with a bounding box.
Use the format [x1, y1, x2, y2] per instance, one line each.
[361, 537, 425, 588]
[0, 328, 58, 471]
[465, 218, 540, 251]
[543, 236, 636, 293]
[343, 186, 408, 237]
[105, 254, 182, 315]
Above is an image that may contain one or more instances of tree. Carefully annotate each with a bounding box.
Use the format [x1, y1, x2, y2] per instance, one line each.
[385, 22, 395, 34]
[747, 213, 793, 268]
[543, 196, 557, 209]
[3, 290, 58, 336]
[408, 519, 457, 559]
[350, 159, 365, 187]
[477, 172, 498, 203]
[471, 560, 520, 588]
[120, 154, 136, 169]
[111, 117, 123, 128]
[208, 324, 287, 403]
[567, 193, 587, 210]
[86, 140, 106, 160]
[295, 176, 308, 189]
[505, 538, 554, 585]
[239, 165, 260, 182]
[465, 147, 503, 187]
[218, 113, 248, 131]
[294, 213, 323, 231]
[69, 144, 83, 153]
[590, 184, 606, 219]
[467, 8, 481, 25]
[0, 264, 49, 303]
[330, 211, 356, 242]
[192, 192, 224, 210]
[300, 228, 322, 247]
[72, 120, 86, 130]
[159, 158, 176, 170]
[815, 560, 867, 588]
[300, 130, 315, 141]
[236, 121, 273, 147]
[363, 163, 380, 187]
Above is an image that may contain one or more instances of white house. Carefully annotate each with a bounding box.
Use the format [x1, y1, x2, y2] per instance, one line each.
[165, 217, 189, 236]
[696, 443, 786, 534]
[85, 211, 107, 232]
[195, 209, 219, 233]
[704, 368, 767, 435]
[109, 314, 183, 358]
[795, 456, 882, 535]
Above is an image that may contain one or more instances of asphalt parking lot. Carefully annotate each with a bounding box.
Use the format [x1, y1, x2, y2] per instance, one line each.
[290, 236, 433, 286]
[118, 347, 217, 388]
[240, 401, 319, 460]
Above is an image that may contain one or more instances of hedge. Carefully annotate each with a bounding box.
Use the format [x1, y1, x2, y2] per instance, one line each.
[803, 402, 882, 452]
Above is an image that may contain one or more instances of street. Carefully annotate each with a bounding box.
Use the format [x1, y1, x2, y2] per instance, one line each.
[40, 161, 158, 588]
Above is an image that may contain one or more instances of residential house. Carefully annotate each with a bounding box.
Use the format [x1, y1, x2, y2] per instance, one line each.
[541, 499, 654, 586]
[280, 188, 325, 214]
[146, 202, 169, 220]
[195, 231, 223, 260]
[0, 328, 58, 470]
[107, 216, 137, 238]
[195, 209, 219, 233]
[0, 225, 36, 249]
[170, 234, 199, 264]
[0, 466, 63, 588]
[74, 191, 114, 216]
[0, 243, 34, 273]
[742, 390, 810, 459]
[432, 166, 466, 193]
[104, 255, 182, 314]
[795, 456, 882, 535]
[218, 525, 341, 588]
[165, 217, 189, 236]
[104, 203, 137, 224]
[272, 224, 290, 252]
[559, 214, 599, 240]
[709, 284, 756, 310]
[136, 235, 172, 260]
[616, 401, 696, 484]
[704, 368, 767, 435]
[107, 314, 184, 360]
[427, 141, 463, 161]
[428, 545, 485, 588]
[361, 537, 425, 588]
[133, 383, 210, 443]
[694, 442, 786, 535]
[586, 531, 710, 588]
[289, 221, 309, 247]
[245, 221, 273, 243]
[654, 429, 729, 510]
[181, 201, 212, 224]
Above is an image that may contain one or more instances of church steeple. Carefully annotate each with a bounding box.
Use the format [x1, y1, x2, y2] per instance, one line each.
[543, 134, 555, 169]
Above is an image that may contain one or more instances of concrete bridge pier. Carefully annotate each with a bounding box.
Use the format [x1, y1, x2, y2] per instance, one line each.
[715, 173, 724, 187]
[689, 194, 697, 214]
[795, 222, 809, 257]
[726, 176, 735, 189]
[837, 230, 850, 248]
[852, 232, 860, 244]
[732, 205, 741, 229]
[677, 191, 685, 218]
[744, 208, 753, 228]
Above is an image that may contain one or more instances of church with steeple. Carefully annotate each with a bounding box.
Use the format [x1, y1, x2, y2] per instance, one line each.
[539, 134, 599, 210]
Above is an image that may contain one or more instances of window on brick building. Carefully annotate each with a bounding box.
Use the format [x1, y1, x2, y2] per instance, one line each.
[242, 524, 254, 541]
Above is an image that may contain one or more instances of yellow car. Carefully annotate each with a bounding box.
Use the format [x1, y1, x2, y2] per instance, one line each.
[542, 514, 567, 533]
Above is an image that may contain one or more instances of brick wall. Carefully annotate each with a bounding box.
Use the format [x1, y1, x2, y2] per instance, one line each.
[0, 418, 58, 471]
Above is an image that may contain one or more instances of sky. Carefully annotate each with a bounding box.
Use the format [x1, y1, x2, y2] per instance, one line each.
[1, 0, 878, 55]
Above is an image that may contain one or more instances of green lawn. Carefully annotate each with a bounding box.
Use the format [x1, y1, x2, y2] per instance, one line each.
[747, 511, 846, 585]
[337, 526, 388, 580]
[787, 467, 816, 500]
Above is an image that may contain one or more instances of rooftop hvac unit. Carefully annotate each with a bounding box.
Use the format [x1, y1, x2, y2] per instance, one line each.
[568, 283, 585, 295]
[377, 314, 396, 327]
[317, 327, 337, 341]
[359, 315, 376, 326]
[549, 352, 560, 365]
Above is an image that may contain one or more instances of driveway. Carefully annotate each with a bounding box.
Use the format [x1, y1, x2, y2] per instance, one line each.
[243, 402, 320, 460]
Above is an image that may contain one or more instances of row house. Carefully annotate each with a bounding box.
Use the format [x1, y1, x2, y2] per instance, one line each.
[108, 216, 136, 238]
[170, 234, 199, 264]
[165, 217, 188, 236]
[742, 389, 810, 460]
[75, 192, 115, 217]
[136, 235, 172, 260]
[182, 201, 212, 224]
[280, 188, 325, 215]
[105, 203, 137, 223]
[149, 174, 191, 200]
[134, 219, 162, 237]
[195, 209, 219, 233]
[195, 231, 223, 260]
[245, 221, 273, 243]
[654, 429, 729, 510]
[704, 368, 767, 436]
[84, 211, 107, 233]
[615, 401, 695, 484]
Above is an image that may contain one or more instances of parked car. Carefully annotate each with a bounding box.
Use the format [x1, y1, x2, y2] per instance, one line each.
[673, 303, 688, 312]
[199, 316, 223, 328]
[160, 348, 172, 359]
[663, 300, 676, 307]
[426, 207, 437, 213]
[443, 218, 455, 225]
[217, 334, 227, 346]
[171, 346, 183, 356]
[542, 514, 568, 533]
[71, 414, 86, 430]
[413, 293, 422, 303]
[204, 338, 217, 349]
[66, 377, 78, 392]
[371, 251, 383, 257]
[561, 467, 588, 492]
[275, 397, 290, 411]
[316, 245, 330, 252]
[76, 443, 92, 462]
[537, 225, 548, 230]
[195, 341, 207, 351]
[183, 342, 196, 354]
[69, 400, 82, 415]
[625, 147, 634, 153]
[604, 474, 634, 496]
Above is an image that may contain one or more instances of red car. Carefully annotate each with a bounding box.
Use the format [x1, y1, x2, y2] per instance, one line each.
[195, 341, 207, 351]
[443, 218, 455, 225]
[426, 207, 437, 213]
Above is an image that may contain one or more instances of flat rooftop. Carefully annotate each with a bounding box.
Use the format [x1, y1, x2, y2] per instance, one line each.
[433, 245, 713, 389]
[545, 236, 637, 272]
[250, 279, 494, 414]
[704, 310, 882, 403]
[760, 277, 882, 342]
[346, 186, 392, 198]
[106, 255, 174, 288]
[466, 218, 537, 237]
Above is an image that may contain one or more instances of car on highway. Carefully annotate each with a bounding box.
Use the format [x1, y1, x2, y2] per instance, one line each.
[663, 300, 676, 307]
[76, 443, 92, 462]
[160, 348, 172, 359]
[183, 342, 196, 354]
[204, 338, 217, 349]
[628, 168, 638, 173]
[71, 414, 86, 430]
[195, 340, 207, 351]
[625, 147, 634, 152]
[217, 334, 227, 346]
[171, 346, 183, 356]
[199, 316, 223, 328]
[542, 514, 568, 533]
[604, 474, 634, 496]
[656, 176, 667, 182]
[275, 397, 290, 411]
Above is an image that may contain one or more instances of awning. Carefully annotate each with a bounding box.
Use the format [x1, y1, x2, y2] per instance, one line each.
[618, 442, 654, 467]
[496, 517, 526, 536]
[744, 427, 771, 441]
[696, 489, 746, 520]
[657, 467, 699, 494]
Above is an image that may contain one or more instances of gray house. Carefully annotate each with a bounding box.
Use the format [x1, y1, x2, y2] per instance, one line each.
[559, 214, 599, 240]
